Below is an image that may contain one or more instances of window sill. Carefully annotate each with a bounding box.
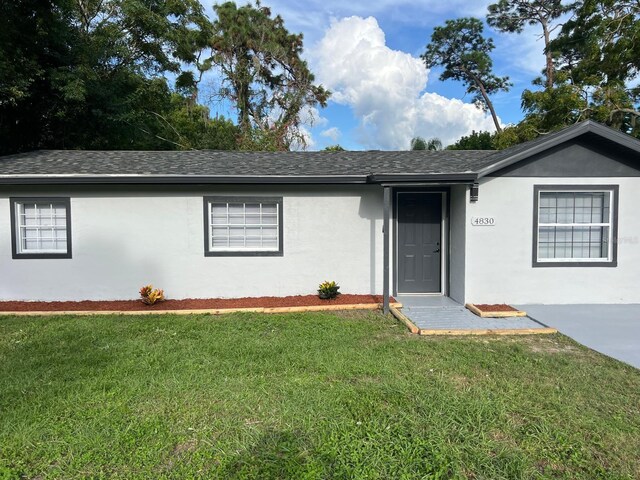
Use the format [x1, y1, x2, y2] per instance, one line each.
[532, 260, 617, 268]
[205, 250, 283, 257]
[12, 252, 72, 260]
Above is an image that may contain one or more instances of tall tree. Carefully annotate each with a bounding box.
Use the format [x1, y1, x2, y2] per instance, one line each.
[0, 0, 222, 154]
[410, 136, 443, 150]
[447, 130, 495, 150]
[512, 0, 640, 140]
[209, 1, 330, 150]
[487, 0, 572, 88]
[551, 0, 640, 132]
[422, 18, 511, 133]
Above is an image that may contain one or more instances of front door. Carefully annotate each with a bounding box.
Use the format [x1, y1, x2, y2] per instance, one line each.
[397, 192, 442, 294]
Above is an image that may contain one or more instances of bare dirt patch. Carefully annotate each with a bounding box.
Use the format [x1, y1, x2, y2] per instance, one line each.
[525, 337, 579, 354]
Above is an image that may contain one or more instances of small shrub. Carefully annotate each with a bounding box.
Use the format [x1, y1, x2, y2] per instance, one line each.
[318, 280, 340, 300]
[139, 285, 165, 305]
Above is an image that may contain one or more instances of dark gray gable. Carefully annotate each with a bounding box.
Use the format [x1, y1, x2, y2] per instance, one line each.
[488, 137, 640, 177]
[478, 121, 640, 178]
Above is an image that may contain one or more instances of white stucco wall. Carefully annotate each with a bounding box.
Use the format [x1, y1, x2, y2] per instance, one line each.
[0, 185, 384, 301]
[465, 177, 640, 304]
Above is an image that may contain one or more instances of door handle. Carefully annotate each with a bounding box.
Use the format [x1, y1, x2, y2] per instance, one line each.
[434, 248, 440, 253]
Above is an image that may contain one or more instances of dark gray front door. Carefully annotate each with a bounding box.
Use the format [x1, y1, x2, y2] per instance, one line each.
[397, 192, 442, 293]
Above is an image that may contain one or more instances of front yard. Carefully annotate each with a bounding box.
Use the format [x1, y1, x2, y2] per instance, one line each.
[1, 311, 639, 479]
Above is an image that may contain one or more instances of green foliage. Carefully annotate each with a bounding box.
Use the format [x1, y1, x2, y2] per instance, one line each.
[162, 95, 240, 150]
[447, 130, 495, 150]
[323, 144, 346, 151]
[1, 312, 639, 478]
[410, 137, 428, 150]
[410, 136, 443, 151]
[487, 0, 571, 87]
[493, 122, 541, 149]
[0, 0, 236, 154]
[547, 0, 640, 135]
[495, 0, 640, 143]
[553, 1, 640, 87]
[210, 1, 330, 150]
[318, 280, 340, 299]
[237, 127, 286, 151]
[422, 18, 511, 132]
[487, 0, 568, 33]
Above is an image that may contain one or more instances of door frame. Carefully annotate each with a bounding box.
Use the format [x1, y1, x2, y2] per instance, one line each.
[393, 189, 449, 296]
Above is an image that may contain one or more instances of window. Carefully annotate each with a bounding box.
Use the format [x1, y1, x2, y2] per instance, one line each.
[10, 197, 72, 259]
[533, 186, 618, 267]
[203, 197, 283, 256]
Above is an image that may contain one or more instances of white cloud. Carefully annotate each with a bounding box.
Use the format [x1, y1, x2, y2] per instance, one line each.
[310, 16, 498, 149]
[320, 127, 341, 142]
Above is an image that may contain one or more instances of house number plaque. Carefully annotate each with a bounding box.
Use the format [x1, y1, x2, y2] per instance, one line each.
[471, 216, 495, 226]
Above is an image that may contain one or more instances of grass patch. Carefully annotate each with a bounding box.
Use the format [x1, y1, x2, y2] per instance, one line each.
[0, 311, 639, 479]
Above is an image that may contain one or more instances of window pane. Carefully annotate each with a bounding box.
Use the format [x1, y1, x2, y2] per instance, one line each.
[246, 237, 262, 247]
[538, 244, 552, 259]
[539, 195, 555, 207]
[537, 191, 612, 261]
[539, 207, 555, 223]
[229, 236, 245, 247]
[246, 226, 262, 237]
[245, 214, 261, 225]
[24, 238, 39, 250]
[245, 203, 260, 214]
[556, 206, 573, 223]
[261, 214, 278, 225]
[208, 200, 280, 251]
[212, 226, 228, 237]
[538, 224, 610, 260]
[15, 201, 68, 254]
[212, 236, 228, 248]
[40, 239, 55, 250]
[262, 238, 278, 248]
[262, 204, 277, 215]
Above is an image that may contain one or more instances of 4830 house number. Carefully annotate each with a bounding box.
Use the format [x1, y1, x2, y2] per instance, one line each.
[471, 216, 496, 226]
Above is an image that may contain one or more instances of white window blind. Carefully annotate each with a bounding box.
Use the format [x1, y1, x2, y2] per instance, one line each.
[15, 201, 69, 254]
[208, 201, 279, 251]
[537, 191, 613, 262]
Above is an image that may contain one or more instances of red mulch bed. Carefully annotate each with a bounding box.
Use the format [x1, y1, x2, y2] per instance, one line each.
[472, 304, 519, 312]
[0, 294, 395, 312]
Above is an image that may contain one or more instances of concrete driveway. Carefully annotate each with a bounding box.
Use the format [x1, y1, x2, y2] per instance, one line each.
[518, 305, 640, 369]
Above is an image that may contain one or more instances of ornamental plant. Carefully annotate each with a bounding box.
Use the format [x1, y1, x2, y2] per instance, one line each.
[139, 285, 165, 306]
[318, 280, 340, 300]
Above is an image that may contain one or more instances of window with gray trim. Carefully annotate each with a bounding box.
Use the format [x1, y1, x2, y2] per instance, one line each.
[533, 186, 617, 266]
[10, 197, 72, 259]
[203, 197, 283, 256]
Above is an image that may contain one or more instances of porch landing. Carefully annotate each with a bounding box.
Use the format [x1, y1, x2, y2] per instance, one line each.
[395, 296, 556, 335]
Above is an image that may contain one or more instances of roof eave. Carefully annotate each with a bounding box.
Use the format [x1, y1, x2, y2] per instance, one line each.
[0, 174, 369, 185]
[367, 173, 478, 184]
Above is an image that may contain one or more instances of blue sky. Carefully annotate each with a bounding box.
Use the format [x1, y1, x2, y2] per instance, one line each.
[200, 1, 552, 150]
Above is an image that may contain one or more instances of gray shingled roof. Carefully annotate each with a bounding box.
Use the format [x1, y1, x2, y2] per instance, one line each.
[0, 149, 495, 178]
[2, 121, 638, 184]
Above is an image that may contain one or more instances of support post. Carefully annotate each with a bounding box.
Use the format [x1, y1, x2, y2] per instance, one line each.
[383, 186, 391, 314]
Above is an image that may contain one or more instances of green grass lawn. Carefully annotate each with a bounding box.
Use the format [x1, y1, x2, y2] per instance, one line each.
[1, 311, 639, 479]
